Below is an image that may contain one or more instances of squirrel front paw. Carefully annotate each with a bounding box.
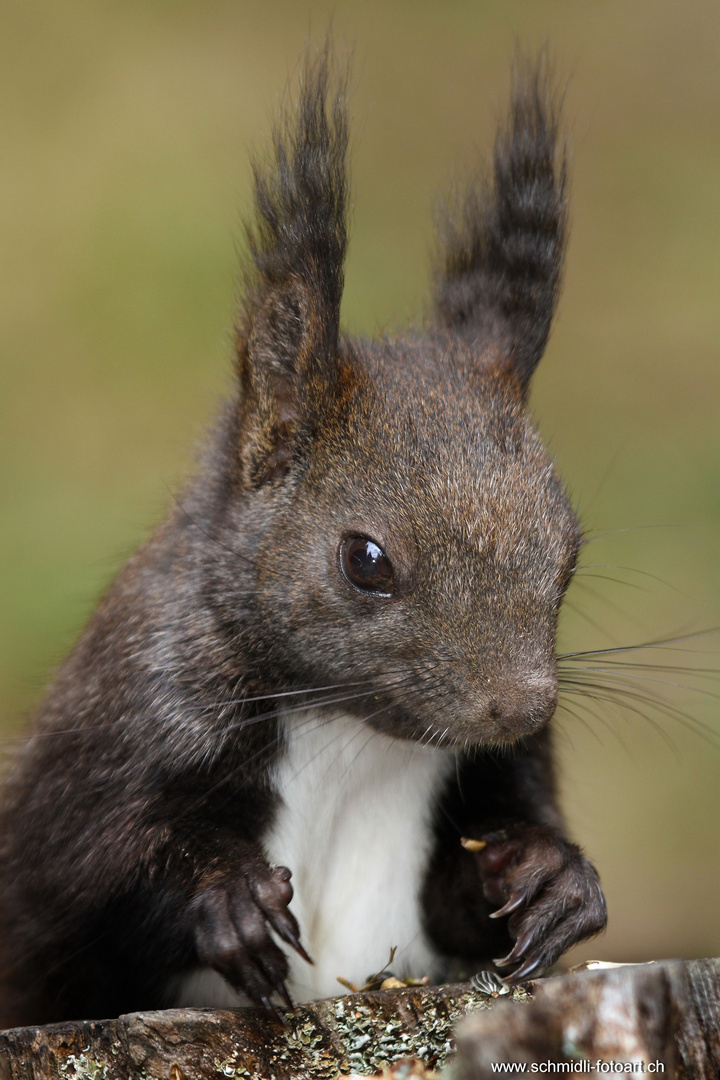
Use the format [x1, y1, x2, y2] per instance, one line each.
[471, 824, 607, 981]
[192, 863, 311, 1015]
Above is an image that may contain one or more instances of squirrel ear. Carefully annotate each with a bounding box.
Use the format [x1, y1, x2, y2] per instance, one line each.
[236, 46, 348, 486]
[433, 56, 567, 394]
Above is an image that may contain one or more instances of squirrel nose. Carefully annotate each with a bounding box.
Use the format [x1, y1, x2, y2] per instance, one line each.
[485, 672, 558, 738]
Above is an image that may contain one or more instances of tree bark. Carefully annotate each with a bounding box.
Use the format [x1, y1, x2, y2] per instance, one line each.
[0, 983, 488, 1079]
[0, 960, 718, 1079]
[454, 959, 720, 1080]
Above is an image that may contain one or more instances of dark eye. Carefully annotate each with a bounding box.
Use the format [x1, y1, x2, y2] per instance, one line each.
[340, 536, 394, 594]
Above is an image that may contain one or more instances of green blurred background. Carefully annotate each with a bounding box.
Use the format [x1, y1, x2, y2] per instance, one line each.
[1, 0, 719, 967]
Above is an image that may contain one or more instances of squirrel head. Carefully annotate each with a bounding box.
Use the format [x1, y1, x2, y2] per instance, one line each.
[210, 48, 579, 750]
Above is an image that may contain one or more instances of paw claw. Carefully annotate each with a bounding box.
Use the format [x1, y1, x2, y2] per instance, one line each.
[276, 981, 296, 1011]
[260, 995, 287, 1026]
[502, 956, 544, 983]
[493, 954, 515, 969]
[475, 823, 606, 978]
[194, 858, 308, 1007]
[489, 889, 528, 920]
[501, 926, 535, 966]
[279, 925, 314, 965]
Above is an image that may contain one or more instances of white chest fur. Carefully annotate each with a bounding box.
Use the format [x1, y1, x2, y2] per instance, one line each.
[171, 710, 455, 1009]
[264, 711, 455, 1001]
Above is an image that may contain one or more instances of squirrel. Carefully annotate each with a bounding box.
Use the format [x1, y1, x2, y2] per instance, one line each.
[0, 48, 607, 1028]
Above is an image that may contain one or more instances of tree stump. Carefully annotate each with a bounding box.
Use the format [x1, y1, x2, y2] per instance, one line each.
[454, 959, 720, 1080]
[0, 960, 718, 1078]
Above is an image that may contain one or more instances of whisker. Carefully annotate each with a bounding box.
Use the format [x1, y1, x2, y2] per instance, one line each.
[179, 708, 349, 815]
[559, 683, 681, 755]
[557, 698, 641, 760]
[558, 628, 720, 661]
[183, 670, 449, 813]
[555, 700, 605, 747]
[334, 724, 385, 787]
[582, 524, 684, 543]
[561, 656, 720, 676]
[561, 598, 615, 640]
[574, 571, 645, 592]
[567, 579, 646, 622]
[195, 667, 416, 711]
[575, 563, 690, 597]
[564, 687, 719, 751]
[559, 665, 720, 701]
[559, 678, 718, 751]
[203, 673, 421, 735]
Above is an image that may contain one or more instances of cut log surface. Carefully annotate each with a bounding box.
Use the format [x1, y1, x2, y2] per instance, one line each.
[0, 960, 718, 1079]
[0, 983, 494, 1080]
[455, 959, 720, 1080]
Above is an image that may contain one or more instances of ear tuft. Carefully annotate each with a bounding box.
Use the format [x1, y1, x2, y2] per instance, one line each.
[236, 43, 349, 484]
[433, 54, 567, 390]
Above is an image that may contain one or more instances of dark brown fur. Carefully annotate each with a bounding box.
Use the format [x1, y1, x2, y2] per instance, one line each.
[0, 48, 606, 1028]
